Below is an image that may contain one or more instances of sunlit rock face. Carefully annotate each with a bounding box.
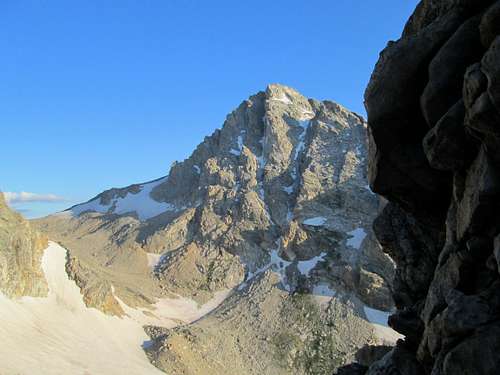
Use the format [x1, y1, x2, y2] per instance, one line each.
[34, 84, 398, 374]
[36, 83, 393, 314]
[0, 192, 48, 298]
[339, 1, 500, 374]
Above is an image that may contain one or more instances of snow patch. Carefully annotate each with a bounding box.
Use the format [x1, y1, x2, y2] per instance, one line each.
[115, 288, 231, 328]
[290, 120, 309, 180]
[71, 197, 112, 216]
[229, 133, 245, 157]
[71, 177, 175, 221]
[297, 252, 326, 276]
[153, 291, 230, 323]
[241, 246, 327, 291]
[303, 216, 327, 226]
[271, 94, 292, 105]
[239, 247, 292, 291]
[193, 165, 201, 174]
[283, 185, 294, 194]
[146, 253, 163, 269]
[293, 139, 305, 161]
[270, 249, 292, 289]
[297, 119, 311, 128]
[258, 187, 265, 200]
[257, 155, 266, 170]
[346, 228, 367, 249]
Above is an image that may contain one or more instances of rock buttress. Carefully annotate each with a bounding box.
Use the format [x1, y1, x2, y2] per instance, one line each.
[341, 1, 500, 374]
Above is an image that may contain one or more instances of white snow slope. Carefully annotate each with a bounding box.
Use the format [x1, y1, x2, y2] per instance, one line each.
[0, 242, 226, 375]
[70, 177, 174, 221]
[0, 242, 163, 375]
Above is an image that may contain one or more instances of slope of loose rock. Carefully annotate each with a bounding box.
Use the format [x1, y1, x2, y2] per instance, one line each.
[145, 271, 392, 375]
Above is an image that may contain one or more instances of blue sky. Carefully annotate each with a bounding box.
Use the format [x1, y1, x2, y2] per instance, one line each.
[1, 1, 418, 218]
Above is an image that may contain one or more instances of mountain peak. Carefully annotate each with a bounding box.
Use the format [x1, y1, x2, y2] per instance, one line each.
[266, 82, 303, 99]
[60, 85, 366, 225]
[32, 85, 397, 374]
[37, 83, 390, 307]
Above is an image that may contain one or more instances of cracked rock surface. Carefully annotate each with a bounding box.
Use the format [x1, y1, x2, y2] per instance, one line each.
[342, 1, 500, 374]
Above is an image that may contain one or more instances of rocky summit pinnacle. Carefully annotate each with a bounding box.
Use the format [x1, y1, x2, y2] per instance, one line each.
[32, 84, 398, 374]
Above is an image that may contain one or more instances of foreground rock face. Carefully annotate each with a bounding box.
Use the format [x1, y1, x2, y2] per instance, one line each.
[0, 192, 48, 298]
[359, 1, 500, 374]
[35, 84, 398, 374]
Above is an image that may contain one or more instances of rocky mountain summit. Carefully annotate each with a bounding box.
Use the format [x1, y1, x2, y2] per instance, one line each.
[35, 84, 398, 374]
[337, 1, 500, 374]
[0, 192, 48, 298]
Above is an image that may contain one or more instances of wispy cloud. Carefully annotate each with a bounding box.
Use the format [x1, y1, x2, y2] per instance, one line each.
[3, 192, 67, 204]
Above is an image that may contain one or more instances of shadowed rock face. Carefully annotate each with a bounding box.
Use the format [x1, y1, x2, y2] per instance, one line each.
[352, 1, 500, 374]
[0, 192, 48, 298]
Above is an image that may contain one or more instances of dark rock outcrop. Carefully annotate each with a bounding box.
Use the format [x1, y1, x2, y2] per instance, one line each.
[334, 363, 367, 375]
[347, 0, 500, 374]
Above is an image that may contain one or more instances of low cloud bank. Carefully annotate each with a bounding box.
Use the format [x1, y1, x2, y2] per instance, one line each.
[3, 192, 67, 204]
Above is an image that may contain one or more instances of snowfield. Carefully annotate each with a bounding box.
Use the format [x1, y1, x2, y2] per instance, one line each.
[303, 216, 327, 226]
[0, 242, 227, 375]
[297, 252, 327, 276]
[70, 177, 175, 221]
[346, 228, 367, 249]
